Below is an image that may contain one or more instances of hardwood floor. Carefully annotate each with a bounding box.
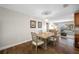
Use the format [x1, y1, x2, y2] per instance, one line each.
[0, 37, 79, 54]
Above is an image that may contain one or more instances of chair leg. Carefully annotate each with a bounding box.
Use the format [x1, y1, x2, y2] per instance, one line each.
[36, 45, 38, 53]
[55, 41, 56, 46]
[53, 41, 56, 46]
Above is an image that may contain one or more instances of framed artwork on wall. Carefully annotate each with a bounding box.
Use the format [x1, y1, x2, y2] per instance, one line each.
[30, 20, 36, 28]
[38, 21, 42, 28]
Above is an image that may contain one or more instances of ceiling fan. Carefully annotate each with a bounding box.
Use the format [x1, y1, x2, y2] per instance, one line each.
[63, 4, 69, 8]
[42, 11, 51, 15]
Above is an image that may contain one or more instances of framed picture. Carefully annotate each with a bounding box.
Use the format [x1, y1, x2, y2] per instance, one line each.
[30, 20, 36, 28]
[38, 21, 42, 28]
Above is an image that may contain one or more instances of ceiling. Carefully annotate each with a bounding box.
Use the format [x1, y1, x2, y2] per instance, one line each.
[0, 4, 79, 22]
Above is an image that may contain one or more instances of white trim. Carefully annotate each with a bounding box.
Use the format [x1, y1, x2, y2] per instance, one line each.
[0, 39, 31, 51]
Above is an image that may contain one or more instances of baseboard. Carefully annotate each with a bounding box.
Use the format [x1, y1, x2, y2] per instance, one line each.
[0, 39, 31, 51]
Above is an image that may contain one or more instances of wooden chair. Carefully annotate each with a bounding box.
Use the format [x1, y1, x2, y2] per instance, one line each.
[31, 32, 44, 53]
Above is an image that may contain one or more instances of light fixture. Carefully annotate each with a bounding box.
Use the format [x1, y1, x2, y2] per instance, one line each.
[42, 11, 52, 15]
[45, 18, 48, 22]
[63, 4, 69, 8]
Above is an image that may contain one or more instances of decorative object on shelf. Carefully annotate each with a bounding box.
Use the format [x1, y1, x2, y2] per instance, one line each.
[30, 20, 36, 28]
[38, 21, 42, 28]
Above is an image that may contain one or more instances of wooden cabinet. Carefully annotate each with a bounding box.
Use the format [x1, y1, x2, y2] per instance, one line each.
[75, 13, 79, 26]
[75, 13, 79, 48]
[75, 34, 79, 48]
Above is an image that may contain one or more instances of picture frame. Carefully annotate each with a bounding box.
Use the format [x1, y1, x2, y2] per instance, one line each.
[38, 21, 42, 28]
[30, 20, 36, 28]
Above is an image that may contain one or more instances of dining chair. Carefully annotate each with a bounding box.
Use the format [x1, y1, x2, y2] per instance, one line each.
[38, 30, 42, 33]
[31, 32, 44, 53]
[49, 30, 59, 46]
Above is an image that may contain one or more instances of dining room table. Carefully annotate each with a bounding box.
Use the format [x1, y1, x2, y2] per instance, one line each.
[36, 32, 55, 50]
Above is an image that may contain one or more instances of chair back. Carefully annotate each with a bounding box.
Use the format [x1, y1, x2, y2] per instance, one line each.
[38, 30, 42, 33]
[49, 29, 57, 36]
[31, 32, 37, 42]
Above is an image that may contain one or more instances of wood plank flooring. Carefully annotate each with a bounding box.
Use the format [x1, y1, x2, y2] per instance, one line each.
[0, 37, 79, 54]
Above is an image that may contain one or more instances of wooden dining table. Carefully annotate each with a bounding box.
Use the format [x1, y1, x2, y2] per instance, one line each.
[37, 32, 55, 50]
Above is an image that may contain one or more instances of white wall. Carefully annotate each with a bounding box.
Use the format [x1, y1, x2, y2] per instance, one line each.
[0, 7, 46, 50]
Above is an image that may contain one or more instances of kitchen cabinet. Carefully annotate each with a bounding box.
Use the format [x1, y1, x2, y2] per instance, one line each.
[75, 34, 79, 48]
